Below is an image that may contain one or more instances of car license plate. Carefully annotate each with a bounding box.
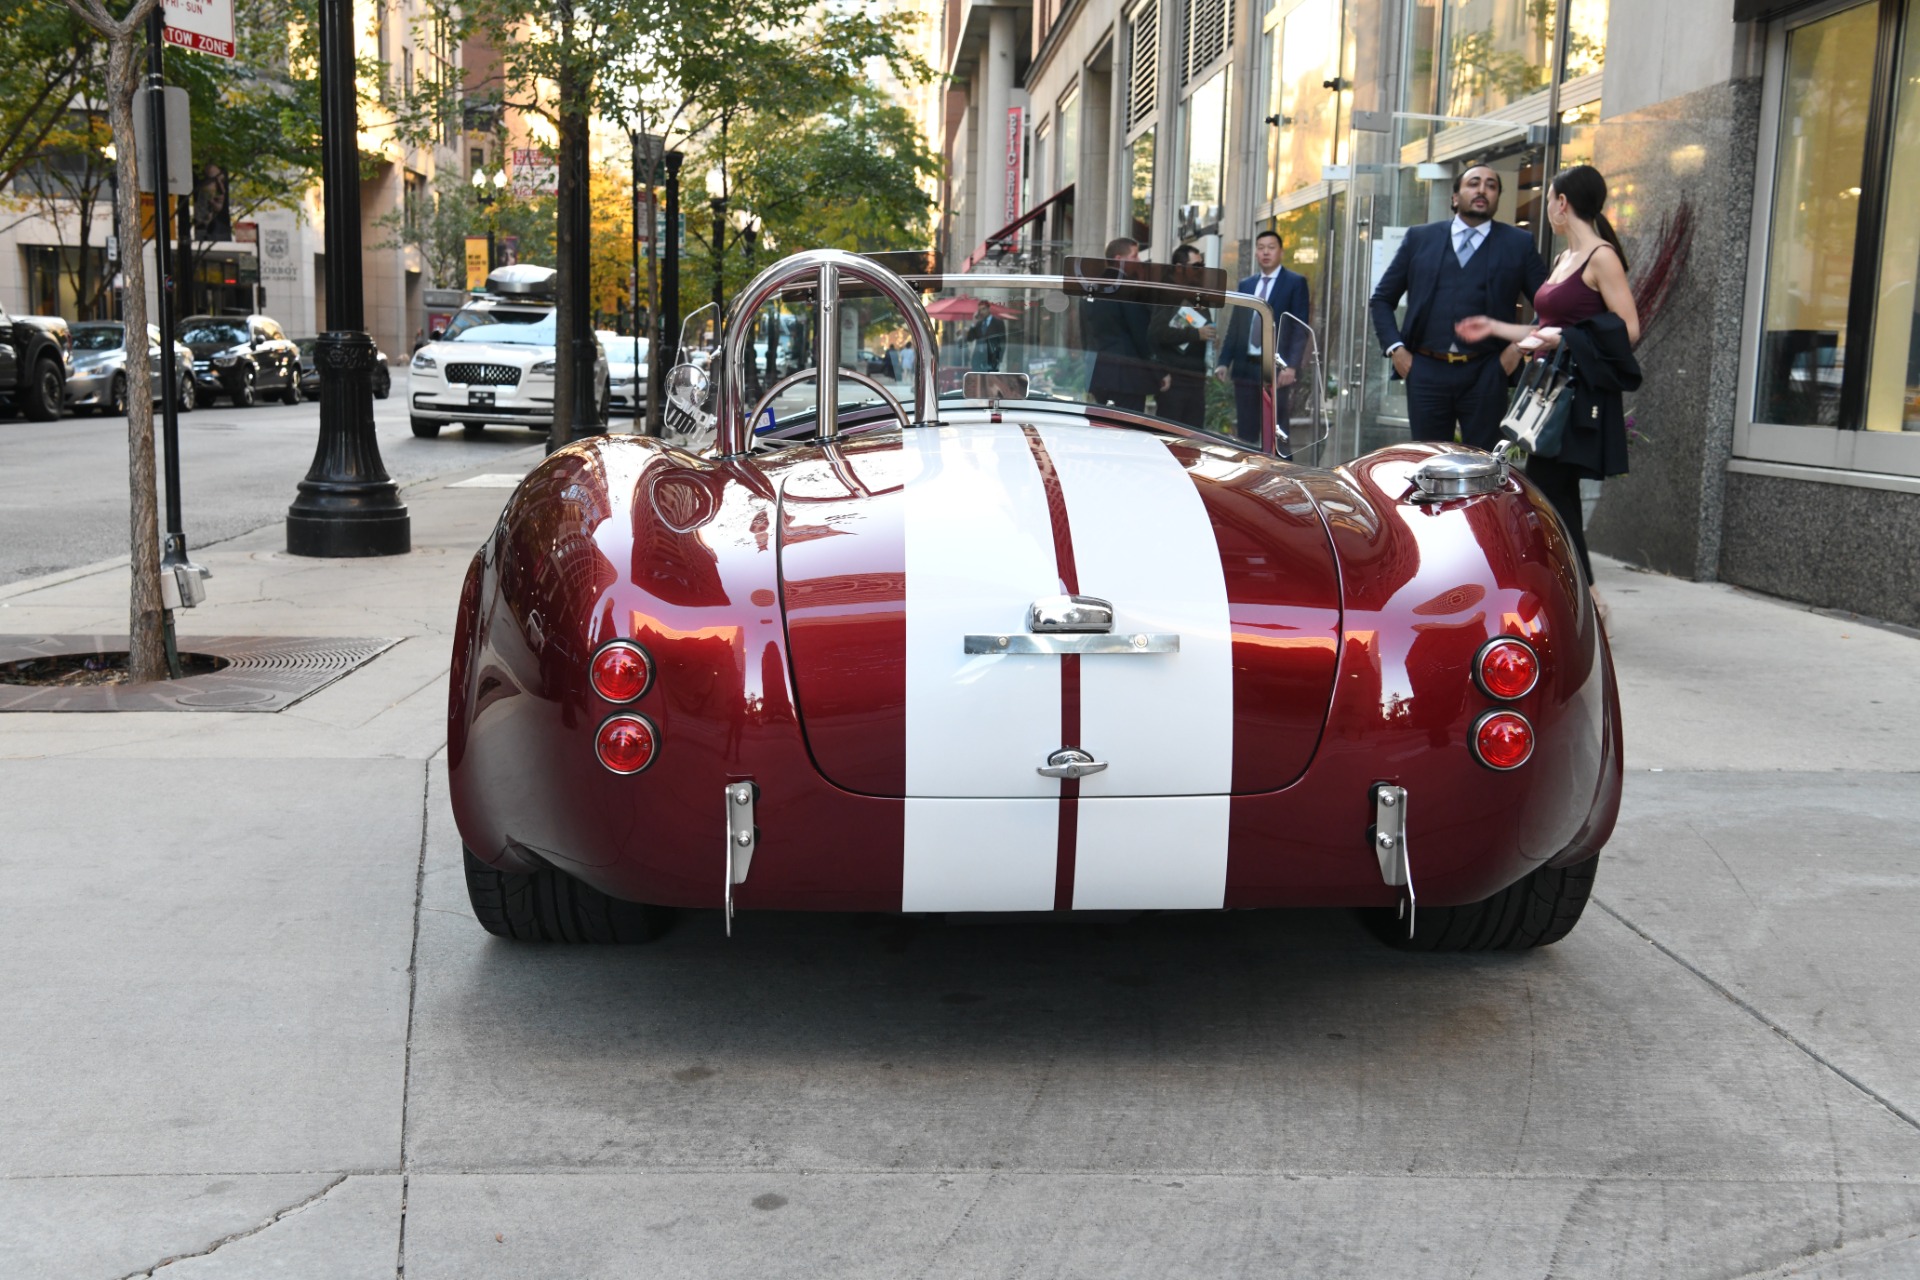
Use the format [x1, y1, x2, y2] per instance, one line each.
[469, 390, 495, 407]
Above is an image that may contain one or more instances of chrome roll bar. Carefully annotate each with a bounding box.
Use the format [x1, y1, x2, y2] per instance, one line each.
[717, 248, 940, 456]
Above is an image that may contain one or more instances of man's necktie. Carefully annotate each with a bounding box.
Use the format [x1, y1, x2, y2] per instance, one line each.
[1456, 226, 1478, 267]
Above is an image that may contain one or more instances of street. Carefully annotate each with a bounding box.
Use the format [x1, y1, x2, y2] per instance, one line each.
[0, 427, 1917, 1275]
[0, 375, 645, 587]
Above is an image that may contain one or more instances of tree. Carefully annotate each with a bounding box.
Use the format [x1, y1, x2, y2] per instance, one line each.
[0, 5, 97, 204]
[57, 0, 167, 682]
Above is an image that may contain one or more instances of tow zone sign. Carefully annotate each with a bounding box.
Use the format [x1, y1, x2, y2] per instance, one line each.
[163, 0, 235, 58]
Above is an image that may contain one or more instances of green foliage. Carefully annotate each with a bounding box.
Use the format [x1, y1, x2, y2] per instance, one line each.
[0, 3, 99, 199]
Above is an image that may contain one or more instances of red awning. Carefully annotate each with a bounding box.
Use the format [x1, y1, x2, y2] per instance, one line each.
[924, 296, 1021, 321]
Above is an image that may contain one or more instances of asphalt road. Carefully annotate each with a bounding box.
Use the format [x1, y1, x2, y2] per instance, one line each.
[0, 373, 589, 587]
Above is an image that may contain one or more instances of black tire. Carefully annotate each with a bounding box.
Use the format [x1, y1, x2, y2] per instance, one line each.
[463, 846, 673, 943]
[107, 373, 128, 416]
[374, 367, 391, 399]
[23, 358, 63, 421]
[281, 374, 301, 406]
[1364, 854, 1599, 952]
[177, 378, 195, 413]
[229, 369, 255, 407]
[410, 416, 442, 438]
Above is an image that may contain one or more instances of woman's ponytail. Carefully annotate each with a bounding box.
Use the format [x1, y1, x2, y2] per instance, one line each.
[1550, 165, 1629, 272]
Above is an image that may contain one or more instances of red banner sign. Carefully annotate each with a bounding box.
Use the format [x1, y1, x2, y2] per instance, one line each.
[1004, 106, 1025, 226]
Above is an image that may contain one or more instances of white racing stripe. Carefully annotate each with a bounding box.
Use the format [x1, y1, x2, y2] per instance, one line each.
[1036, 424, 1234, 909]
[899, 421, 1235, 913]
[901, 424, 1061, 910]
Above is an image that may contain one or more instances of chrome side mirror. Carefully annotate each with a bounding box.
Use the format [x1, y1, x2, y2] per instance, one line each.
[665, 362, 714, 431]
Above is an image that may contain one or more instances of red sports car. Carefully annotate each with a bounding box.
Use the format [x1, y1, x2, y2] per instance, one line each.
[448, 250, 1621, 951]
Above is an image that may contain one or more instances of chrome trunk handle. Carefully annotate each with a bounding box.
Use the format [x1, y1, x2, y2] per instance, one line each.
[1038, 748, 1107, 779]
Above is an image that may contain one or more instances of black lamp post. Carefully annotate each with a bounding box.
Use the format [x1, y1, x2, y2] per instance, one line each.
[706, 166, 726, 346]
[286, 0, 409, 557]
[659, 150, 682, 403]
[472, 167, 506, 269]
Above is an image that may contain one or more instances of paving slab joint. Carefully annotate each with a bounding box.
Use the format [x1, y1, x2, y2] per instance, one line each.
[113, 1172, 353, 1279]
[1593, 896, 1920, 1136]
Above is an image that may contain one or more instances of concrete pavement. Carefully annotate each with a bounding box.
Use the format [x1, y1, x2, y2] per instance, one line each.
[1, 459, 1917, 1278]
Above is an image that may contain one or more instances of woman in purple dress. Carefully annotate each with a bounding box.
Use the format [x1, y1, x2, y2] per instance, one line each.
[1456, 165, 1641, 620]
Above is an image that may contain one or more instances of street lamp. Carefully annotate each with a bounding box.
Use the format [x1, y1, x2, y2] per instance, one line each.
[706, 166, 726, 344]
[286, 0, 409, 557]
[472, 166, 507, 270]
[101, 142, 120, 318]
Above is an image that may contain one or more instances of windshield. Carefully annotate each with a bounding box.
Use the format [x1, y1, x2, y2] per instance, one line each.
[179, 321, 248, 347]
[441, 306, 550, 340]
[713, 265, 1321, 455]
[72, 325, 125, 352]
[454, 318, 557, 346]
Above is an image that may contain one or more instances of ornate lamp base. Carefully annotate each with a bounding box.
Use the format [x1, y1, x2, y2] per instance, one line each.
[286, 331, 411, 557]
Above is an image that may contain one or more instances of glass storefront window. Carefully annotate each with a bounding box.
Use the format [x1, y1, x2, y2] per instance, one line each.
[1260, 16, 1280, 206]
[1567, 0, 1608, 79]
[1130, 128, 1156, 247]
[1441, 0, 1555, 119]
[1755, 2, 1877, 427]
[1277, 0, 1339, 202]
[1182, 68, 1229, 241]
[1867, 0, 1920, 432]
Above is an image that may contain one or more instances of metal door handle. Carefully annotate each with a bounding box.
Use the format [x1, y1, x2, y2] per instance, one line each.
[1038, 748, 1107, 779]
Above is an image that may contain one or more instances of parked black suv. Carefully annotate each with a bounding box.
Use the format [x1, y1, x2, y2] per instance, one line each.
[0, 301, 68, 420]
[180, 314, 301, 407]
[293, 335, 391, 401]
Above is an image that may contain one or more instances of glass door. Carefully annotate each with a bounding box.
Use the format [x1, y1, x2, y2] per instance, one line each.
[1327, 113, 1539, 461]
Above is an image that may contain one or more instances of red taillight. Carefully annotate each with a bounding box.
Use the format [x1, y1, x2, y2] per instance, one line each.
[595, 713, 659, 774]
[1475, 637, 1539, 700]
[1473, 710, 1534, 770]
[590, 641, 652, 702]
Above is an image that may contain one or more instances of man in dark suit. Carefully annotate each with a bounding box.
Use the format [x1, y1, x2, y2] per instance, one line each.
[1215, 228, 1311, 449]
[965, 300, 1007, 371]
[1085, 236, 1168, 413]
[1368, 165, 1549, 449]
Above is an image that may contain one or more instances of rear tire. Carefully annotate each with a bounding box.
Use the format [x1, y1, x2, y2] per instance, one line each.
[229, 370, 255, 407]
[1364, 854, 1599, 952]
[410, 416, 441, 438]
[374, 367, 391, 399]
[463, 846, 673, 943]
[23, 358, 63, 421]
[177, 378, 195, 413]
[107, 373, 128, 416]
[281, 375, 301, 406]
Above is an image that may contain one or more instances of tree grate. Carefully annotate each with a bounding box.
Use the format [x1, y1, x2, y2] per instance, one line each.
[0, 635, 403, 713]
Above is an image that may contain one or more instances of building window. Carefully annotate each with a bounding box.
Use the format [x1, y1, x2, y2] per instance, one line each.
[1182, 0, 1232, 86]
[1180, 68, 1229, 241]
[1754, 2, 1877, 428]
[1059, 85, 1079, 190]
[1125, 0, 1161, 249]
[1275, 0, 1339, 204]
[1440, 0, 1555, 120]
[1866, 0, 1920, 432]
[1131, 129, 1157, 246]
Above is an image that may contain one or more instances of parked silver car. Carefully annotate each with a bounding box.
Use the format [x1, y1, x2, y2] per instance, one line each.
[65, 322, 196, 415]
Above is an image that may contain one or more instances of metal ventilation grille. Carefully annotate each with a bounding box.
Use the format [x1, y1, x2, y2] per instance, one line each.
[1183, 0, 1231, 84]
[445, 362, 522, 386]
[0, 635, 401, 713]
[1127, 0, 1159, 131]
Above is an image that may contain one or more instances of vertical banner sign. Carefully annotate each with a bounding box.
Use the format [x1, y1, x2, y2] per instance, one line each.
[464, 237, 489, 290]
[510, 149, 560, 199]
[1004, 106, 1025, 227]
[162, 0, 236, 57]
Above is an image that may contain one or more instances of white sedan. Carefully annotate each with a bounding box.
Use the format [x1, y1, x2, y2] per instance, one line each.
[408, 317, 608, 438]
[596, 330, 649, 417]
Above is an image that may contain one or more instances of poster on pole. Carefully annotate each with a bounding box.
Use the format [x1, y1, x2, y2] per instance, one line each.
[510, 149, 559, 199]
[162, 0, 235, 58]
[261, 228, 298, 282]
[465, 237, 489, 290]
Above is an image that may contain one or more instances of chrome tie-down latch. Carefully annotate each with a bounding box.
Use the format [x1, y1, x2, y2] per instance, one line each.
[1371, 783, 1415, 938]
[725, 781, 757, 936]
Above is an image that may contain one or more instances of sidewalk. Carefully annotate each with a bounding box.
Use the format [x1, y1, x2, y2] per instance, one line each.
[1, 459, 1917, 1279]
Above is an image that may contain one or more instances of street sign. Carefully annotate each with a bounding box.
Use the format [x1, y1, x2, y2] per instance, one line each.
[162, 0, 235, 58]
[510, 148, 559, 199]
[132, 85, 191, 196]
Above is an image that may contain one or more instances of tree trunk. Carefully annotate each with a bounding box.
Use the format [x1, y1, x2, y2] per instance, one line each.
[105, 31, 167, 682]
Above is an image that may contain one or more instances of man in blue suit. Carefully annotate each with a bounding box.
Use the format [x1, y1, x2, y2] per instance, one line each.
[1216, 229, 1310, 450]
[1368, 165, 1549, 449]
